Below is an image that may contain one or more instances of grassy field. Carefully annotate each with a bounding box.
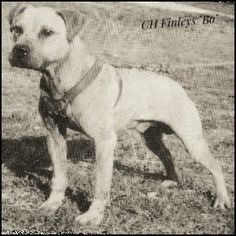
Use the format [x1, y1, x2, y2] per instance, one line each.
[2, 2, 234, 234]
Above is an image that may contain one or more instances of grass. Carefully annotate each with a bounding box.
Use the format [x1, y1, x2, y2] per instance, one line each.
[2, 2, 234, 234]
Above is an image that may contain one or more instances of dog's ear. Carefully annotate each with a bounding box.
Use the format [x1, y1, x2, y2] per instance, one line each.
[56, 10, 85, 43]
[8, 4, 28, 25]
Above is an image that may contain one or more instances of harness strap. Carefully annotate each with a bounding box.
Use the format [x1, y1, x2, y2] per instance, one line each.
[63, 59, 104, 104]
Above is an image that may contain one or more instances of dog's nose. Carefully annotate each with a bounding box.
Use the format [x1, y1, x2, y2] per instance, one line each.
[13, 44, 30, 57]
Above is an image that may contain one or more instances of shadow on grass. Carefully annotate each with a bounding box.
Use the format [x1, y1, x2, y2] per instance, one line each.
[2, 135, 167, 211]
[2, 136, 94, 212]
[114, 161, 166, 181]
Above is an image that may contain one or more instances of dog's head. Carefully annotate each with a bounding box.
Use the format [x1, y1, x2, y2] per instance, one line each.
[8, 4, 85, 70]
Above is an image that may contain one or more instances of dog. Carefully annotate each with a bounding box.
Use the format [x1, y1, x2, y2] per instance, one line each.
[8, 4, 230, 225]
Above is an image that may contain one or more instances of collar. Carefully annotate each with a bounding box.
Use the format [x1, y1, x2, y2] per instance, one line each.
[40, 59, 104, 104]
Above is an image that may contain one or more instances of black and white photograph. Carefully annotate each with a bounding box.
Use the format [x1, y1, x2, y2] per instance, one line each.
[2, 1, 234, 234]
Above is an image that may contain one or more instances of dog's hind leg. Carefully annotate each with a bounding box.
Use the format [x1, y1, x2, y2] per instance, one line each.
[40, 126, 67, 211]
[140, 125, 179, 187]
[178, 131, 230, 209]
[170, 100, 230, 209]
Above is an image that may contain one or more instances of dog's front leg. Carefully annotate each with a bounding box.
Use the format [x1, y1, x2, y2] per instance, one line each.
[76, 131, 117, 225]
[40, 127, 67, 211]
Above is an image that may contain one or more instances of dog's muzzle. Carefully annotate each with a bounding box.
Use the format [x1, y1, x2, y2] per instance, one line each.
[9, 44, 31, 68]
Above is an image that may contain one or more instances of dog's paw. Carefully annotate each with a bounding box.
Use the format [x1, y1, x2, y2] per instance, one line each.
[40, 198, 63, 212]
[161, 180, 178, 188]
[213, 195, 231, 209]
[76, 209, 104, 226]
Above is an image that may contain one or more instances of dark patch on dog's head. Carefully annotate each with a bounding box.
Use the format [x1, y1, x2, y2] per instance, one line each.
[8, 4, 28, 25]
[56, 10, 85, 43]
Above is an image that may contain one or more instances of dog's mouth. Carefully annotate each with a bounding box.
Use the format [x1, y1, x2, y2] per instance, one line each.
[9, 43, 43, 70]
[9, 51, 42, 71]
[9, 55, 29, 69]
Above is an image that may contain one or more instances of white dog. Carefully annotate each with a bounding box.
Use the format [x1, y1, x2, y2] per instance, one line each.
[8, 4, 230, 225]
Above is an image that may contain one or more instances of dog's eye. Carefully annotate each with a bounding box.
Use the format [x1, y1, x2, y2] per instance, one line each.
[10, 26, 23, 35]
[39, 29, 55, 38]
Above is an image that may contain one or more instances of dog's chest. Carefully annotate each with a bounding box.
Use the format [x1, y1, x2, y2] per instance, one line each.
[65, 102, 82, 128]
[39, 74, 79, 130]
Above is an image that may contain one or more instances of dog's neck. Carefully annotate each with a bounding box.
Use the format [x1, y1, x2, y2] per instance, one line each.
[44, 37, 96, 92]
